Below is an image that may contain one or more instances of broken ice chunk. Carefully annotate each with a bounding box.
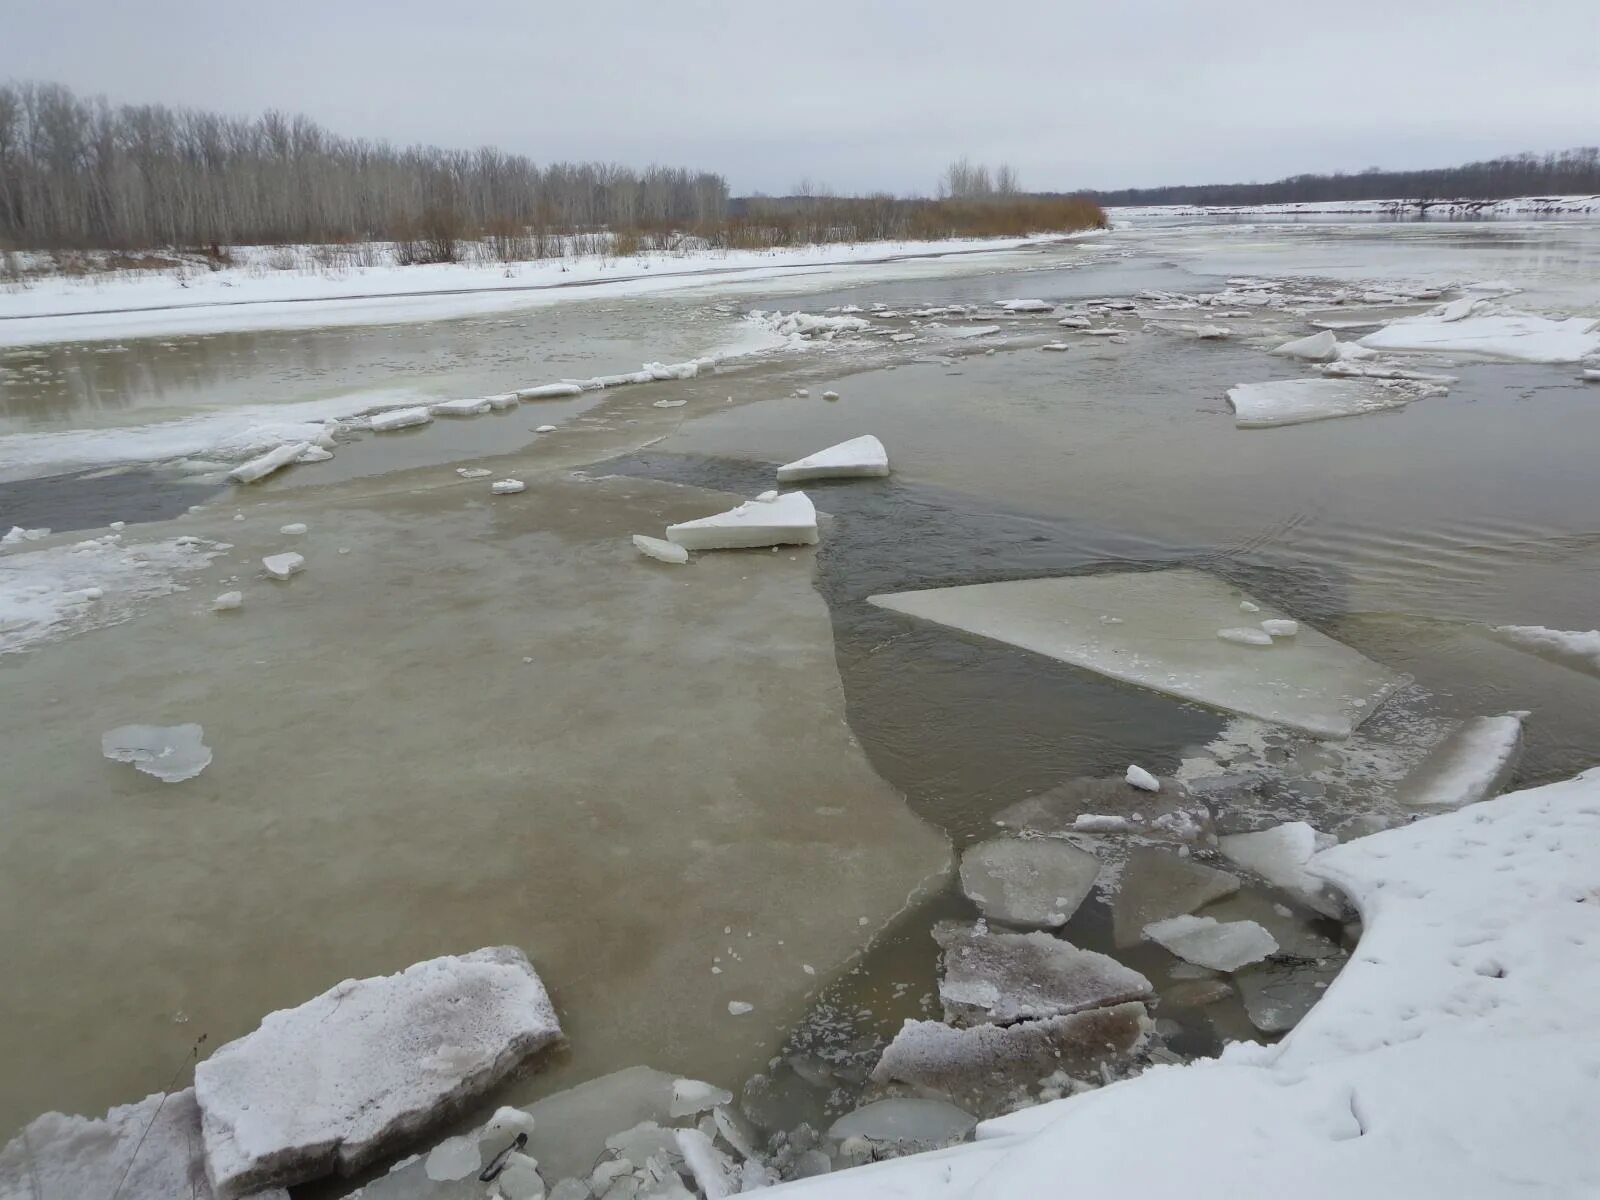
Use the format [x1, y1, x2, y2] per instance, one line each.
[1219, 822, 1344, 918]
[229, 441, 312, 484]
[633, 535, 689, 565]
[1236, 959, 1336, 1034]
[535, 424, 559, 433]
[1226, 379, 1411, 428]
[1260, 619, 1299, 638]
[1110, 847, 1240, 948]
[958, 837, 1100, 929]
[429, 397, 493, 417]
[1270, 330, 1339, 361]
[262, 552, 304, 579]
[1040, 342, 1070, 352]
[665, 492, 818, 551]
[675, 1128, 735, 1199]
[1000, 299, 1054, 312]
[827, 1099, 976, 1153]
[934, 922, 1151, 1025]
[297, 445, 335, 464]
[368, 407, 433, 432]
[456, 467, 492, 479]
[1217, 627, 1274, 647]
[102, 723, 212, 783]
[1490, 625, 1600, 677]
[1397, 711, 1527, 810]
[279, 523, 307, 536]
[1125, 765, 1160, 792]
[727, 1001, 753, 1015]
[776, 435, 890, 484]
[1239, 600, 1260, 613]
[1057, 315, 1091, 328]
[652, 399, 688, 409]
[491, 479, 527, 495]
[213, 591, 244, 612]
[821, 390, 840, 400]
[669, 1078, 733, 1118]
[518, 383, 584, 400]
[1142, 914, 1279, 972]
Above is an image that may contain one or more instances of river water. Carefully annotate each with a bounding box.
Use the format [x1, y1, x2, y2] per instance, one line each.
[1, 219, 1597, 1167]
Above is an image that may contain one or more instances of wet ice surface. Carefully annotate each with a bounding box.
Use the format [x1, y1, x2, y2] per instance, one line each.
[4, 219, 1600, 1193]
[101, 723, 213, 782]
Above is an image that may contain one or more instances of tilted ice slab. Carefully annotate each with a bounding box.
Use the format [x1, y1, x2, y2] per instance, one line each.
[0, 1088, 288, 1200]
[1360, 307, 1600, 363]
[1142, 914, 1278, 972]
[769, 768, 1600, 1200]
[1269, 329, 1339, 361]
[1226, 379, 1410, 428]
[870, 569, 1399, 738]
[1492, 624, 1600, 677]
[665, 491, 818, 551]
[193, 946, 562, 1198]
[934, 922, 1151, 1025]
[776, 435, 890, 483]
[1217, 822, 1343, 918]
[368, 406, 434, 432]
[1396, 711, 1526, 810]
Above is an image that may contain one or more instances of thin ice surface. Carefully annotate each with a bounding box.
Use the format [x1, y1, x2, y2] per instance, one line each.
[102, 723, 212, 783]
[1226, 379, 1410, 428]
[193, 946, 561, 1198]
[934, 922, 1151, 1025]
[958, 837, 1101, 929]
[870, 569, 1399, 738]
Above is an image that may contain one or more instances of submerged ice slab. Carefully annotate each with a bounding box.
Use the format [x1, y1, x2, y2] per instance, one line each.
[1110, 847, 1239, 948]
[776, 436, 890, 484]
[428, 397, 492, 417]
[1226, 379, 1409, 428]
[958, 837, 1101, 929]
[827, 1099, 977, 1152]
[1142, 914, 1278, 972]
[633, 534, 689, 565]
[0, 1088, 288, 1200]
[934, 922, 1151, 1025]
[665, 491, 818, 551]
[102, 723, 212, 783]
[193, 946, 561, 1198]
[870, 569, 1399, 738]
[1397, 711, 1526, 810]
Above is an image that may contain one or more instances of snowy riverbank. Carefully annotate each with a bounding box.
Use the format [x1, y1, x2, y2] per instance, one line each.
[1113, 194, 1600, 221]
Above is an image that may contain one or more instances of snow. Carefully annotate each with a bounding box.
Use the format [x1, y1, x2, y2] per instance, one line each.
[665, 491, 819, 551]
[1360, 305, 1600, 363]
[491, 479, 526, 495]
[1270, 329, 1339, 361]
[633, 534, 690, 565]
[1396, 711, 1526, 810]
[102, 723, 213, 783]
[776, 435, 890, 484]
[1124, 764, 1159, 792]
[1225, 379, 1411, 428]
[1492, 624, 1600, 676]
[870, 569, 1399, 738]
[0, 533, 227, 655]
[1217, 822, 1343, 918]
[193, 945, 561, 1197]
[368, 406, 434, 433]
[1216, 626, 1274, 646]
[999, 299, 1054, 312]
[213, 591, 244, 612]
[428, 397, 492, 417]
[1142, 914, 1278, 972]
[261, 552, 304, 579]
[230, 440, 312, 484]
[772, 767, 1600, 1200]
[958, 837, 1101, 929]
[934, 923, 1151, 1025]
[0, 1088, 289, 1200]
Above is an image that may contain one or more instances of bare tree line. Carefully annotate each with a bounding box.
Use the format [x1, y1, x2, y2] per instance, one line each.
[1084, 147, 1600, 208]
[0, 81, 729, 256]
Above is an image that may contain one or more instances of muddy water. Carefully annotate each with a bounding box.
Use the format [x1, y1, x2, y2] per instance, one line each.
[2, 221, 1600, 1164]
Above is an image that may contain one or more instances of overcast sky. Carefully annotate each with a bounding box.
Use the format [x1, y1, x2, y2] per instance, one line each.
[3, 0, 1596, 195]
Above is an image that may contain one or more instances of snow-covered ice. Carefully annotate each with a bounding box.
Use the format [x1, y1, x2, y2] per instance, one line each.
[1142, 914, 1279, 972]
[1217, 822, 1342, 918]
[1491, 624, 1600, 677]
[102, 723, 213, 783]
[776, 435, 890, 483]
[367, 407, 434, 433]
[1124, 764, 1159, 792]
[999, 300, 1054, 313]
[427, 397, 492, 417]
[934, 923, 1151, 1025]
[665, 491, 818, 551]
[490, 479, 526, 495]
[633, 534, 690, 565]
[193, 945, 561, 1197]
[261, 552, 304, 579]
[958, 837, 1101, 929]
[870, 569, 1399, 738]
[1396, 711, 1526, 810]
[1226, 379, 1411, 428]
[1270, 330, 1339, 361]
[1360, 305, 1600, 363]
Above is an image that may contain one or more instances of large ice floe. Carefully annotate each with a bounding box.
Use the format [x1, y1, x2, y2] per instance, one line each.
[870, 569, 1399, 738]
[665, 491, 819, 551]
[769, 767, 1600, 1198]
[776, 436, 890, 484]
[193, 946, 561, 1198]
[1225, 379, 1413, 428]
[1491, 624, 1600, 677]
[1359, 300, 1600, 363]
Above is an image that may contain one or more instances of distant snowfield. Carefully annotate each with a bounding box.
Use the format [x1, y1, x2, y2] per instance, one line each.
[0, 235, 1076, 347]
[1113, 194, 1600, 220]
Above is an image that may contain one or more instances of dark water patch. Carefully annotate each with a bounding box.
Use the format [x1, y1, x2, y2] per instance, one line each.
[0, 467, 223, 532]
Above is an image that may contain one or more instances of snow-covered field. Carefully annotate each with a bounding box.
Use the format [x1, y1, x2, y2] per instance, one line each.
[1114, 194, 1600, 221]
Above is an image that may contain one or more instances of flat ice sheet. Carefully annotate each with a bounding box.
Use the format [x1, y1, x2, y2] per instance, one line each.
[1360, 310, 1600, 363]
[1226, 379, 1408, 428]
[869, 569, 1399, 738]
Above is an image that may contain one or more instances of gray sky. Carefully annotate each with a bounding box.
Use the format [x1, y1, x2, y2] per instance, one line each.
[3, 0, 1596, 195]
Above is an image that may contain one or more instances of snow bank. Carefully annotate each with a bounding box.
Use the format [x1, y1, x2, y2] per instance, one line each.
[1492, 624, 1600, 676]
[776, 435, 890, 483]
[0, 533, 226, 655]
[1360, 304, 1600, 363]
[770, 767, 1600, 1199]
[0, 1088, 288, 1200]
[665, 491, 819, 551]
[1226, 378, 1411, 428]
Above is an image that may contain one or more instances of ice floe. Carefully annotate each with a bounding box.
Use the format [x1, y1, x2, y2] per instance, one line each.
[1216, 626, 1274, 646]
[934, 923, 1151, 1025]
[1259, 619, 1298, 638]
[368, 406, 434, 432]
[102, 723, 213, 783]
[491, 479, 526, 495]
[776, 435, 890, 484]
[262, 552, 304, 579]
[1142, 914, 1278, 972]
[665, 491, 818, 551]
[1396, 711, 1526, 810]
[1226, 379, 1411, 428]
[1, 525, 49, 545]
[213, 591, 244, 612]
[827, 1099, 977, 1155]
[999, 300, 1054, 313]
[194, 946, 561, 1197]
[1491, 624, 1600, 676]
[428, 397, 492, 417]
[870, 569, 1398, 738]
[1124, 764, 1159, 792]
[229, 440, 312, 484]
[1269, 329, 1339, 362]
[1360, 304, 1600, 363]
[633, 534, 690, 565]
[958, 837, 1101, 929]
[518, 383, 584, 400]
